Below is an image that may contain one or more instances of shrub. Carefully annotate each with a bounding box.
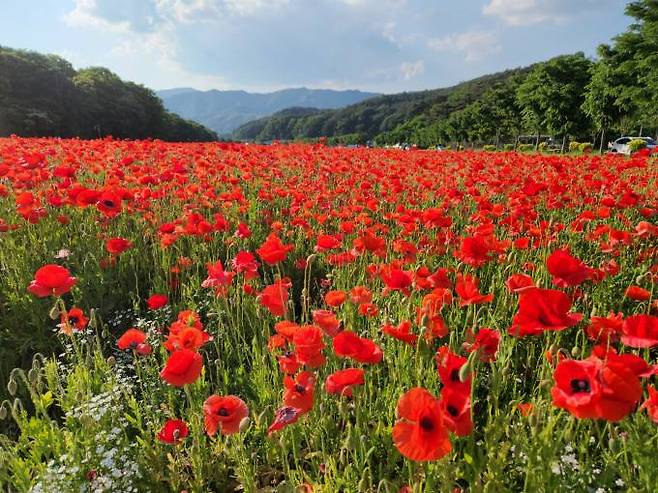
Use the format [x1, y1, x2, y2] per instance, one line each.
[483, 145, 497, 152]
[569, 141, 581, 153]
[579, 142, 593, 154]
[503, 144, 515, 152]
[628, 138, 648, 153]
[538, 142, 549, 153]
[517, 144, 534, 152]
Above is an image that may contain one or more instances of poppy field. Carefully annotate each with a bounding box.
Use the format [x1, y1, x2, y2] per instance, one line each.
[0, 137, 657, 492]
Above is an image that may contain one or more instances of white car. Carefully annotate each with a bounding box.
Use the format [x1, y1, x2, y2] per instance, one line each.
[608, 136, 657, 155]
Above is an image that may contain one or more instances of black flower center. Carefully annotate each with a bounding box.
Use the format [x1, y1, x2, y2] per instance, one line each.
[447, 405, 459, 417]
[450, 368, 460, 382]
[419, 416, 434, 431]
[294, 384, 306, 393]
[570, 379, 591, 394]
[218, 408, 230, 416]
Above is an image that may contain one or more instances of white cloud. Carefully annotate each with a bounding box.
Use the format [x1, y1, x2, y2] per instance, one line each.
[482, 0, 612, 26]
[400, 60, 425, 80]
[428, 31, 501, 62]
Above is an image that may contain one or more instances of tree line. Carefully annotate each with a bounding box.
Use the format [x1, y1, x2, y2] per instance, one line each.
[0, 46, 218, 141]
[234, 0, 658, 150]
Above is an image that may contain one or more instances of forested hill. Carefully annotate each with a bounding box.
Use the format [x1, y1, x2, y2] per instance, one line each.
[232, 0, 658, 150]
[231, 67, 531, 144]
[0, 46, 217, 141]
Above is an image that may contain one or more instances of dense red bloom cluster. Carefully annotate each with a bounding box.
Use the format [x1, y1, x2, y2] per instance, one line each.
[8, 137, 658, 465]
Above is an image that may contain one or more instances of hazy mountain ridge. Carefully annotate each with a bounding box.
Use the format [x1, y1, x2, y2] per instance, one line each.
[157, 87, 379, 135]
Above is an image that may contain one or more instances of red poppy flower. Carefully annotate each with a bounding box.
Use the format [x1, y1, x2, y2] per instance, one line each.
[625, 285, 651, 302]
[274, 320, 300, 341]
[546, 249, 592, 287]
[456, 235, 494, 267]
[382, 320, 418, 346]
[640, 386, 658, 423]
[621, 314, 658, 348]
[203, 395, 249, 436]
[325, 368, 365, 397]
[256, 233, 294, 265]
[333, 330, 383, 364]
[508, 288, 583, 337]
[146, 294, 168, 310]
[467, 328, 500, 363]
[392, 388, 451, 461]
[292, 325, 326, 367]
[160, 349, 203, 387]
[505, 273, 534, 293]
[380, 265, 413, 295]
[278, 352, 301, 375]
[58, 306, 88, 335]
[324, 290, 347, 307]
[164, 325, 211, 352]
[27, 264, 76, 297]
[157, 419, 189, 445]
[551, 356, 642, 421]
[357, 302, 379, 317]
[202, 260, 235, 296]
[106, 237, 132, 255]
[350, 286, 373, 304]
[283, 371, 315, 413]
[312, 309, 342, 338]
[440, 386, 472, 437]
[436, 346, 470, 393]
[517, 403, 534, 416]
[315, 234, 341, 252]
[585, 312, 623, 343]
[259, 278, 291, 317]
[117, 328, 147, 350]
[551, 358, 601, 419]
[231, 251, 259, 279]
[96, 190, 122, 217]
[234, 222, 252, 239]
[455, 273, 493, 306]
[267, 406, 302, 435]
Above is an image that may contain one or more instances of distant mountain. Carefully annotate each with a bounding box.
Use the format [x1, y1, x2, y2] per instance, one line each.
[231, 67, 532, 145]
[157, 87, 379, 135]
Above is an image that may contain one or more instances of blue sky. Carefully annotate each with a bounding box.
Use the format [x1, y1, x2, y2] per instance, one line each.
[1, 0, 630, 93]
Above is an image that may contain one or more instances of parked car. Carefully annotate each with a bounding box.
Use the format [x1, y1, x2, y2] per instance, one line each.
[608, 136, 657, 155]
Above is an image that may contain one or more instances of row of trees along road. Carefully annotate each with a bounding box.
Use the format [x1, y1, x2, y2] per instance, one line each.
[380, 0, 658, 151]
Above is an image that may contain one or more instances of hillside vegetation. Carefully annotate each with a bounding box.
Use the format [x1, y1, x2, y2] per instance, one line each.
[0, 46, 217, 141]
[234, 0, 658, 149]
[232, 68, 528, 143]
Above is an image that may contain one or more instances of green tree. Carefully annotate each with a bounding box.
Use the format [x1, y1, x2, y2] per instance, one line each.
[516, 53, 593, 152]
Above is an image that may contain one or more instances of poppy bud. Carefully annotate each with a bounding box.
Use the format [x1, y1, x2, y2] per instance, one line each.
[358, 470, 370, 491]
[239, 416, 251, 432]
[608, 437, 618, 452]
[49, 303, 61, 320]
[27, 368, 39, 385]
[7, 378, 17, 396]
[458, 362, 472, 383]
[257, 409, 269, 427]
[106, 356, 116, 367]
[570, 346, 580, 357]
[12, 398, 23, 413]
[0, 404, 7, 420]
